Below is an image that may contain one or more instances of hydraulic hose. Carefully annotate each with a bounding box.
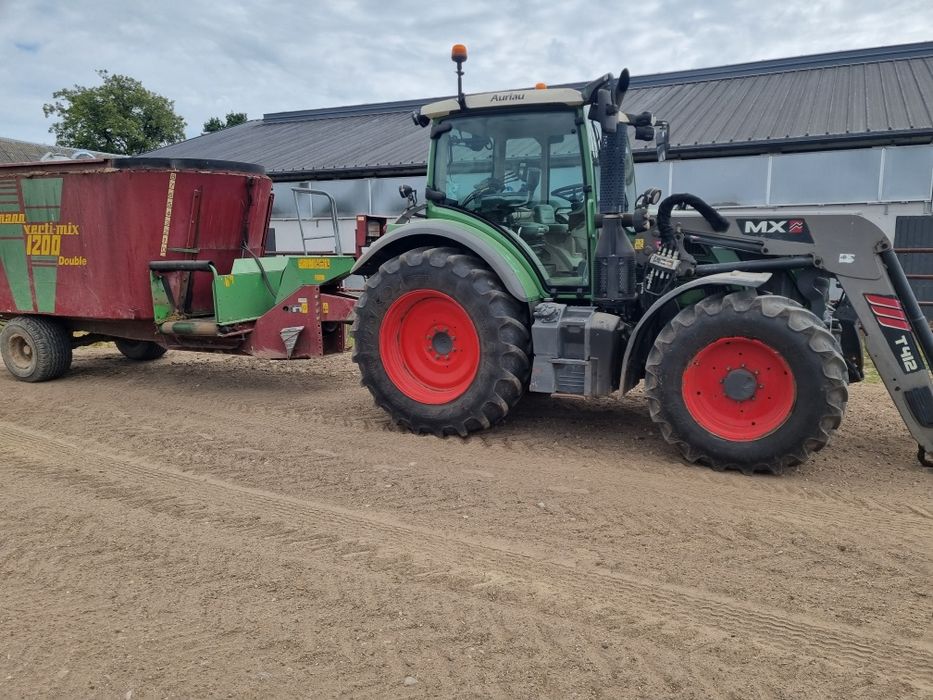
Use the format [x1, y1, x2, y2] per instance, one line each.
[656, 193, 730, 243]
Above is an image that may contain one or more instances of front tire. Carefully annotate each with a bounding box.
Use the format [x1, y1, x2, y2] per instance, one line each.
[352, 246, 530, 436]
[0, 316, 73, 382]
[115, 339, 168, 361]
[644, 291, 848, 474]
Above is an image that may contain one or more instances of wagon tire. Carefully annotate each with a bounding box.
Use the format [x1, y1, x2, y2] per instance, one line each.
[115, 339, 168, 361]
[352, 246, 530, 437]
[644, 290, 848, 475]
[0, 316, 73, 382]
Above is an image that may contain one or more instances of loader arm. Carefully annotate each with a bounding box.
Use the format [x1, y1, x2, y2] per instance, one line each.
[836, 250, 933, 460]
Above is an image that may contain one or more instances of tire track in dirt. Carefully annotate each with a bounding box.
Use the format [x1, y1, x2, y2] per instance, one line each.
[4, 420, 931, 692]
[2, 469, 723, 698]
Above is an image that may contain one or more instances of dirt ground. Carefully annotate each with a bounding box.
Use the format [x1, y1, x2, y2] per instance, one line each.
[0, 347, 931, 699]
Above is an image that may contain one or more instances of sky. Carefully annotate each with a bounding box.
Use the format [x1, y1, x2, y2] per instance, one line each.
[2, 0, 932, 146]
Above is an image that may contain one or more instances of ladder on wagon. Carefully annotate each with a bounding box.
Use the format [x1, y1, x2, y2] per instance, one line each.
[291, 187, 343, 255]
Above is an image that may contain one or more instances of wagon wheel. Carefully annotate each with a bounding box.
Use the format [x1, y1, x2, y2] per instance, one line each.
[0, 316, 73, 382]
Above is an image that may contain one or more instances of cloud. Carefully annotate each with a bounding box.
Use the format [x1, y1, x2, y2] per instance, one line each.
[1, 0, 931, 145]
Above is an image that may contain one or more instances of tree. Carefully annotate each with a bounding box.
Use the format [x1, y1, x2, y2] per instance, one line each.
[43, 70, 186, 155]
[203, 112, 248, 134]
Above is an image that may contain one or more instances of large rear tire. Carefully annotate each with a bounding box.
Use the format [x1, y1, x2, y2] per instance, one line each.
[115, 339, 168, 361]
[644, 291, 848, 474]
[0, 316, 73, 382]
[352, 246, 530, 436]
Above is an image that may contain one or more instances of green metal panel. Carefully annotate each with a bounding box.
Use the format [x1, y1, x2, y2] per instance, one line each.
[0, 179, 32, 311]
[20, 178, 63, 312]
[214, 270, 277, 325]
[275, 255, 355, 303]
[150, 273, 174, 324]
[30, 257, 58, 312]
[0, 178, 20, 214]
[0, 224, 33, 312]
[21, 178, 62, 222]
[214, 255, 355, 325]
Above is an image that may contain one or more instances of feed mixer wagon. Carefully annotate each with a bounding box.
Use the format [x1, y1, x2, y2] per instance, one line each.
[0, 157, 365, 380]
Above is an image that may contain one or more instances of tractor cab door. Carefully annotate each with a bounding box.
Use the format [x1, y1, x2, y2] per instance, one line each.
[433, 110, 592, 289]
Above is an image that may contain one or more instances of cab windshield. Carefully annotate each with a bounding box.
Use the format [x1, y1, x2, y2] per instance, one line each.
[432, 110, 590, 287]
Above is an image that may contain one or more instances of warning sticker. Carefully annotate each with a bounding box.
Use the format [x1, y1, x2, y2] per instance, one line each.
[298, 257, 331, 270]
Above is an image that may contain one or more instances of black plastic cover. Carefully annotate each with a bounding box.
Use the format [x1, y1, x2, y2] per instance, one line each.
[905, 386, 933, 427]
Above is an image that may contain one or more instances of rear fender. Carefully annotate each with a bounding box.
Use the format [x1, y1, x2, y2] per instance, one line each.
[620, 272, 772, 393]
[352, 220, 546, 302]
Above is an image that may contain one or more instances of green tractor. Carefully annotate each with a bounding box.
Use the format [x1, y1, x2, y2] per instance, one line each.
[352, 45, 933, 474]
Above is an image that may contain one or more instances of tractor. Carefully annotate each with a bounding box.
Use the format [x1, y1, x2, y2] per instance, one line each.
[351, 45, 933, 474]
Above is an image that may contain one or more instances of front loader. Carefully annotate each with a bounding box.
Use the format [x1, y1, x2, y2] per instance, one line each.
[352, 45, 933, 474]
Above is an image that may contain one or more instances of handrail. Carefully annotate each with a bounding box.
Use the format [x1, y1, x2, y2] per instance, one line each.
[291, 187, 342, 255]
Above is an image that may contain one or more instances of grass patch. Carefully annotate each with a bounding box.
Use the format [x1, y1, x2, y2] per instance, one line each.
[862, 351, 881, 384]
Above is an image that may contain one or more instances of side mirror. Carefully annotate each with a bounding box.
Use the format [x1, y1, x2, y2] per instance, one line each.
[589, 87, 618, 134]
[411, 111, 430, 128]
[425, 187, 447, 203]
[634, 125, 655, 142]
[655, 122, 670, 162]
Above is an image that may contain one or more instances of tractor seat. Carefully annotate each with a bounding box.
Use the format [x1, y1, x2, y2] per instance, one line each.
[533, 204, 569, 236]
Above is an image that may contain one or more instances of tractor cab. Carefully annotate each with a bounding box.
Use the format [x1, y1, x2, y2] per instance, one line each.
[415, 48, 664, 300]
[422, 92, 613, 289]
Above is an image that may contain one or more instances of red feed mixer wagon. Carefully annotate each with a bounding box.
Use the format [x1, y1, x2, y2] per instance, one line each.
[0, 157, 369, 380]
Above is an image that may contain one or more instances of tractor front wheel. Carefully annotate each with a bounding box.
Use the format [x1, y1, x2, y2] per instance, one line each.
[644, 291, 848, 474]
[0, 316, 73, 382]
[352, 247, 530, 436]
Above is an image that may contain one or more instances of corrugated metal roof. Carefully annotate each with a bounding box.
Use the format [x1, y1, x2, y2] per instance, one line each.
[147, 41, 933, 179]
[0, 137, 117, 164]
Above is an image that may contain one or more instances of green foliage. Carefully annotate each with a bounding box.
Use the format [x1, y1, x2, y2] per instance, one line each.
[43, 70, 186, 155]
[203, 112, 248, 134]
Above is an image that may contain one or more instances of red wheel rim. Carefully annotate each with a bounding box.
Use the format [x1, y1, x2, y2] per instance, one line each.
[682, 337, 796, 441]
[379, 290, 481, 405]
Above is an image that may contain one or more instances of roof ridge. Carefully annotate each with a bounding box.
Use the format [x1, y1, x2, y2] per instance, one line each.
[626, 41, 933, 87]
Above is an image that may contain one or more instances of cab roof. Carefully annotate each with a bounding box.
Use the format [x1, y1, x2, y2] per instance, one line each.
[421, 88, 584, 119]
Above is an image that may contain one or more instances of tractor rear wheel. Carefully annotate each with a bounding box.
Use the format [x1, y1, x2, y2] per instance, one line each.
[0, 316, 73, 382]
[115, 339, 168, 361]
[644, 291, 848, 474]
[352, 246, 530, 436]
